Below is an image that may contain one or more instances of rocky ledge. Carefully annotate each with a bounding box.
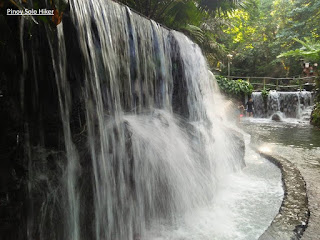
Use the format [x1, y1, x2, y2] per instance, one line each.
[256, 149, 309, 240]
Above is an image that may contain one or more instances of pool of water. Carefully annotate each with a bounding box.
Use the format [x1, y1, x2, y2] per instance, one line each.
[143, 136, 283, 240]
[242, 118, 320, 149]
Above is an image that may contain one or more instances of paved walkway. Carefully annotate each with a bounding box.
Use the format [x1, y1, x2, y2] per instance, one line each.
[257, 151, 308, 240]
[272, 146, 320, 240]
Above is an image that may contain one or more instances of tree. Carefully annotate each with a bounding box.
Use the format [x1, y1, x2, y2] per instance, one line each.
[219, 0, 320, 77]
[118, 0, 243, 70]
[278, 37, 320, 127]
[119, 0, 242, 24]
[120, 0, 204, 27]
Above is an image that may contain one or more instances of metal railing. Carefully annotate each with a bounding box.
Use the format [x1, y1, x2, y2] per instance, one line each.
[227, 75, 317, 91]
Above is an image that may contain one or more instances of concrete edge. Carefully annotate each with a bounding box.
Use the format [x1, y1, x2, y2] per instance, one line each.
[255, 149, 310, 240]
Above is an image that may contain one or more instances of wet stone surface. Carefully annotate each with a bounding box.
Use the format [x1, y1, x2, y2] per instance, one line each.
[255, 150, 309, 240]
[266, 146, 320, 240]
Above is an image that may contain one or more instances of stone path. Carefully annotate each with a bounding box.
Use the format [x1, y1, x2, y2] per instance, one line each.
[268, 146, 320, 240]
[256, 150, 308, 240]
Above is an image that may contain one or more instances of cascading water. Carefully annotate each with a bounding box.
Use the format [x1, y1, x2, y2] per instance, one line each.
[20, 0, 246, 239]
[5, 0, 284, 239]
[252, 91, 314, 119]
[68, 2, 244, 239]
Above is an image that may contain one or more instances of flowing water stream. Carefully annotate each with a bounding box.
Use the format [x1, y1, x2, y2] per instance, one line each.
[19, 0, 283, 239]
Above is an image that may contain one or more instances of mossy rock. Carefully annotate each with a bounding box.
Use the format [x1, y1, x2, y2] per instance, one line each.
[311, 103, 320, 127]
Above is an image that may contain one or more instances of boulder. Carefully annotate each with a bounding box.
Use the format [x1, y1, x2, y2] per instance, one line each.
[272, 113, 282, 122]
[227, 128, 246, 168]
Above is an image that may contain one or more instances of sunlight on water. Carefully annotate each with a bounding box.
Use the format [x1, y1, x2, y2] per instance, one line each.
[259, 145, 273, 153]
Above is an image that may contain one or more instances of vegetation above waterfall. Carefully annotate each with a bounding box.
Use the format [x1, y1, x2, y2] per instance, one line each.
[118, 0, 320, 78]
[5, 0, 319, 79]
[2, 0, 320, 126]
[311, 103, 320, 127]
[3, 0, 319, 77]
[117, 0, 243, 68]
[122, 0, 320, 127]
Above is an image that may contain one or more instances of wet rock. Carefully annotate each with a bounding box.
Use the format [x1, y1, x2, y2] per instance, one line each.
[227, 128, 246, 168]
[272, 113, 282, 122]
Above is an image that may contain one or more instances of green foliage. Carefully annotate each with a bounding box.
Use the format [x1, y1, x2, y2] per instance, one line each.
[278, 38, 320, 62]
[199, 0, 241, 15]
[162, 1, 205, 28]
[311, 103, 320, 127]
[216, 75, 253, 97]
[118, 0, 202, 25]
[51, 0, 68, 12]
[180, 23, 227, 68]
[180, 24, 205, 43]
[221, 0, 320, 77]
[261, 88, 269, 99]
[119, 0, 241, 23]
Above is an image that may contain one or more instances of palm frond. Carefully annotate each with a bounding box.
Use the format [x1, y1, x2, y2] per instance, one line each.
[278, 38, 320, 61]
[180, 24, 205, 43]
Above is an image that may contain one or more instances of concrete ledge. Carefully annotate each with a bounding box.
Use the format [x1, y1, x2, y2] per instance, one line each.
[256, 149, 309, 240]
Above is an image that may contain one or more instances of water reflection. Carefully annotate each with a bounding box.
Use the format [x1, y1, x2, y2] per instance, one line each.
[258, 145, 272, 153]
[242, 118, 320, 149]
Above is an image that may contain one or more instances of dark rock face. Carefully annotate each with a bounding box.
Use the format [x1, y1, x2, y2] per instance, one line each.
[170, 34, 190, 119]
[0, 9, 27, 240]
[1, 3, 75, 239]
[227, 129, 246, 169]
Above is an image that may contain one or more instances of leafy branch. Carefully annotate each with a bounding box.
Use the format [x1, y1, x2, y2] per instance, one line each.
[277, 38, 320, 62]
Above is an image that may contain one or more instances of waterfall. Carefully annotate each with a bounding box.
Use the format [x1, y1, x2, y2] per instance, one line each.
[21, 0, 245, 239]
[47, 23, 81, 240]
[252, 91, 314, 119]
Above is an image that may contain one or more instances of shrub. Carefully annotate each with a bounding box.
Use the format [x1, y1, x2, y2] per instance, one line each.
[311, 103, 320, 127]
[215, 75, 253, 98]
[261, 88, 269, 99]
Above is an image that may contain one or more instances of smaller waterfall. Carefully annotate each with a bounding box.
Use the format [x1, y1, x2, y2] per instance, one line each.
[252, 91, 314, 119]
[268, 91, 281, 112]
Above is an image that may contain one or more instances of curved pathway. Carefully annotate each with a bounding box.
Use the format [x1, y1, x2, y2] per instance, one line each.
[267, 146, 320, 240]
